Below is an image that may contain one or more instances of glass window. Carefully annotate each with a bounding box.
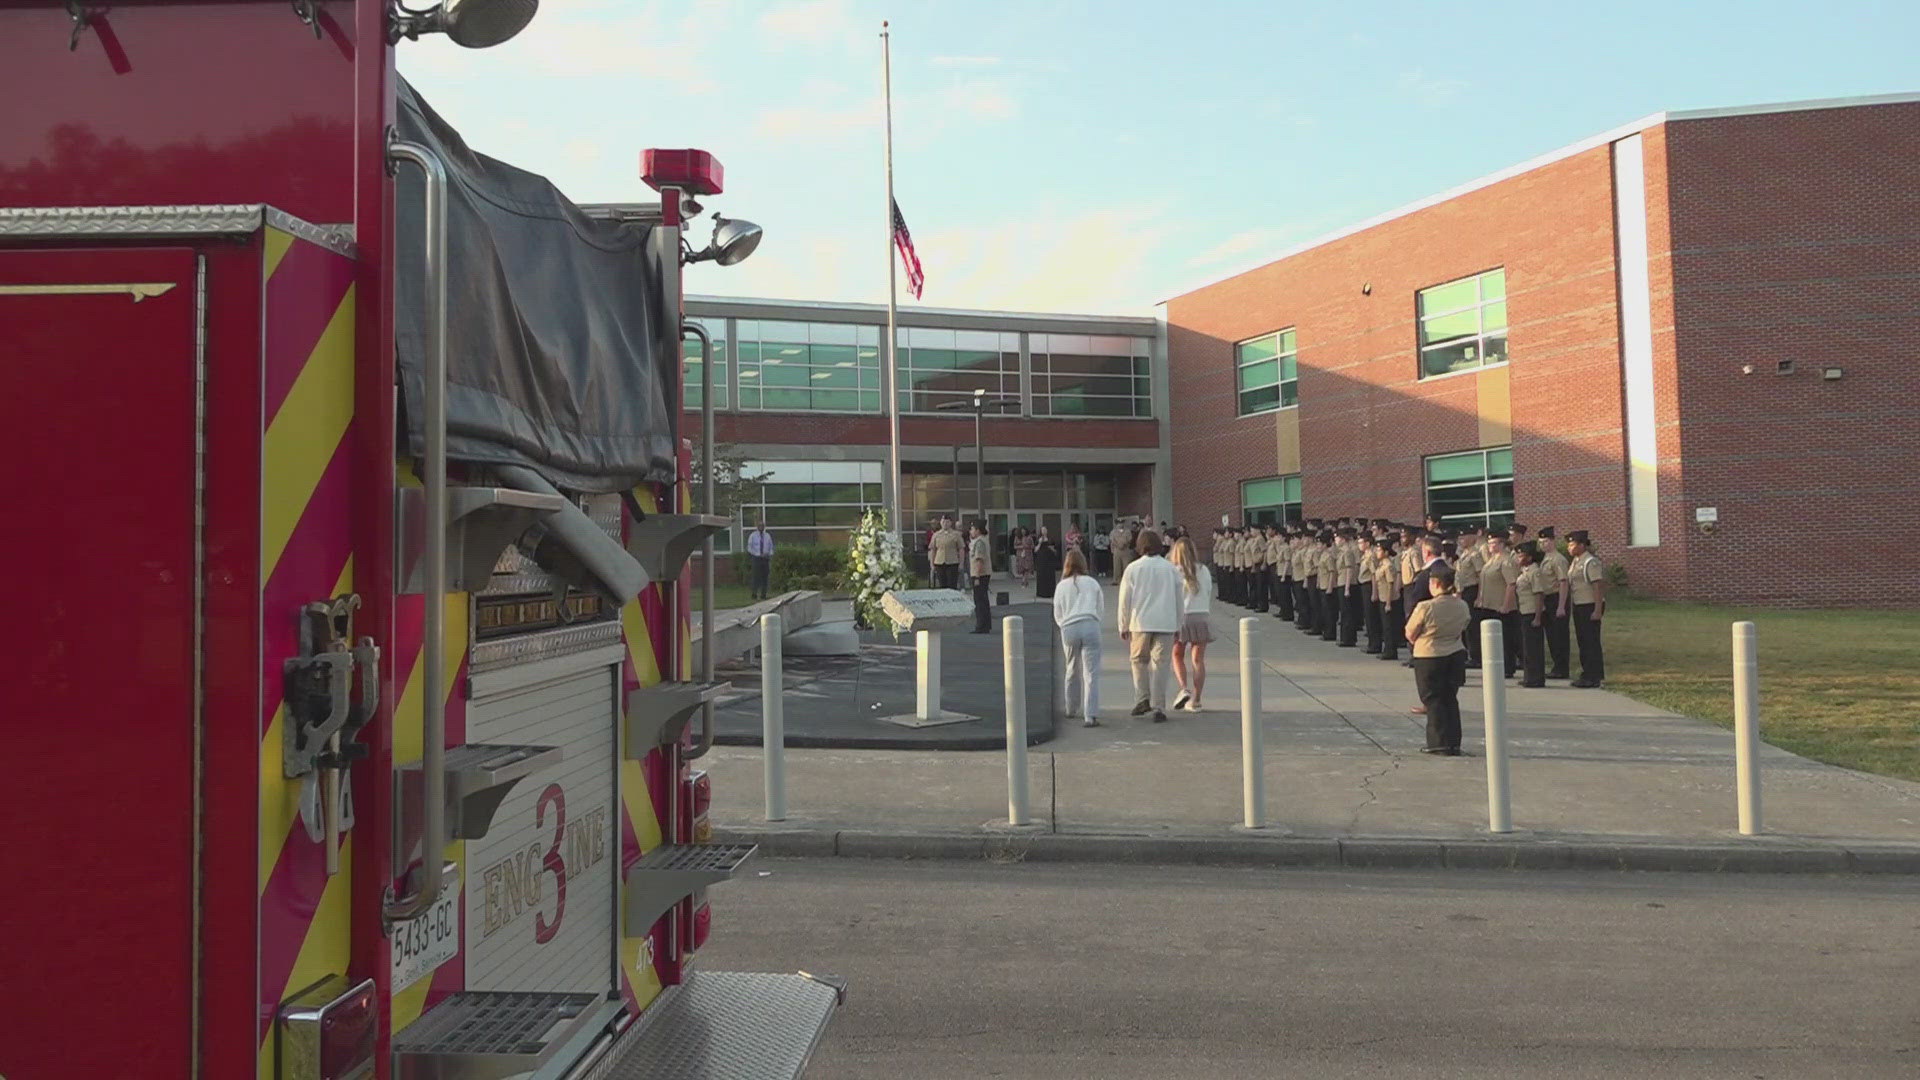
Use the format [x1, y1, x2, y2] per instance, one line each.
[1235, 329, 1297, 416]
[736, 320, 885, 413]
[1240, 474, 1302, 526]
[1423, 447, 1515, 530]
[682, 317, 727, 409]
[897, 327, 1019, 414]
[1033, 333, 1153, 419]
[1417, 268, 1509, 379]
[737, 460, 885, 551]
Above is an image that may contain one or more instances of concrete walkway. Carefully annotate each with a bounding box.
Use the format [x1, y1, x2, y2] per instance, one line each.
[703, 578, 1920, 869]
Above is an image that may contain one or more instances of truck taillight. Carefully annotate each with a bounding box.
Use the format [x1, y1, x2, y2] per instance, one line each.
[279, 976, 376, 1080]
[690, 769, 711, 818]
[691, 901, 712, 951]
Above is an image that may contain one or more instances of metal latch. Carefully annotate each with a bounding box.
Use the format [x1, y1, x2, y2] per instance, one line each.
[284, 595, 379, 877]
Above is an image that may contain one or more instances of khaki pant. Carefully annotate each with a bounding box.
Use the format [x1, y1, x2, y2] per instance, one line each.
[1127, 630, 1175, 712]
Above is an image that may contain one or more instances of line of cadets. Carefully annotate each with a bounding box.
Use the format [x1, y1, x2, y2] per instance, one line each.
[1208, 517, 1605, 688]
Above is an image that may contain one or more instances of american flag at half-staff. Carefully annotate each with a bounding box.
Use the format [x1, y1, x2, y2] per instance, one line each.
[891, 199, 924, 299]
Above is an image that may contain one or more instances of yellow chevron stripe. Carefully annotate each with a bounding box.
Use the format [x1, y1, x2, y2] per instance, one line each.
[260, 560, 354, 894]
[263, 227, 296, 281]
[257, 836, 354, 1080]
[618, 482, 671, 1010]
[262, 287, 355, 575]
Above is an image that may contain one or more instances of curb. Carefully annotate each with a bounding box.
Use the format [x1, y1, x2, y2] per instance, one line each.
[714, 825, 1920, 876]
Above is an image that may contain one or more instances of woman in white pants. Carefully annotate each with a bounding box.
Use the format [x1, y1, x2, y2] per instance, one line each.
[1052, 548, 1105, 727]
[1169, 537, 1214, 711]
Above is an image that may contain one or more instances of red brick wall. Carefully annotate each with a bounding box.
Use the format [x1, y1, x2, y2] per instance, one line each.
[1168, 144, 1633, 561]
[1663, 101, 1920, 607]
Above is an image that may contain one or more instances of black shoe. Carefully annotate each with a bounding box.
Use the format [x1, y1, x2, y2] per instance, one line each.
[1338, 642, 1357, 648]
[1548, 672, 1569, 681]
[1420, 746, 1449, 755]
[1151, 710, 1168, 723]
[1465, 662, 1482, 670]
[1443, 748, 1463, 757]
[1379, 653, 1398, 661]
[1130, 699, 1152, 716]
[1364, 647, 1380, 654]
[1520, 681, 1546, 688]
[1570, 680, 1597, 689]
[1401, 660, 1414, 668]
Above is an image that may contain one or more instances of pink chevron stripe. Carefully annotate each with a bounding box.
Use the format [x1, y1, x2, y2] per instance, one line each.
[264, 243, 355, 426]
[260, 437, 357, 737]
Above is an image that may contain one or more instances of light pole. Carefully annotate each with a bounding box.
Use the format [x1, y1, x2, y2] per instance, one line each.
[936, 389, 1017, 528]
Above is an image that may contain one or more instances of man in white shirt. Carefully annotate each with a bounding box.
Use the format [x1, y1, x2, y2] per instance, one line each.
[746, 519, 774, 600]
[1117, 528, 1183, 722]
[968, 522, 993, 633]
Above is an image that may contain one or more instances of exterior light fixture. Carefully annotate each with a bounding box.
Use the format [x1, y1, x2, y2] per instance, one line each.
[390, 0, 539, 48]
[686, 215, 763, 267]
[1823, 367, 1844, 381]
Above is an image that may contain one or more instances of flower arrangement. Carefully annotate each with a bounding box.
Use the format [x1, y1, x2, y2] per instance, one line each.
[848, 509, 910, 635]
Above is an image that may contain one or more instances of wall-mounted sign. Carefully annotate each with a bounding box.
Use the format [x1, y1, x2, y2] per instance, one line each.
[1695, 507, 1719, 523]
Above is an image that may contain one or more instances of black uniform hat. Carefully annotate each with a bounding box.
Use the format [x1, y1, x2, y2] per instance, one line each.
[1516, 541, 1541, 560]
[1318, 530, 1335, 544]
[1337, 526, 1357, 539]
[1537, 525, 1556, 540]
[1508, 522, 1529, 533]
[1566, 530, 1591, 545]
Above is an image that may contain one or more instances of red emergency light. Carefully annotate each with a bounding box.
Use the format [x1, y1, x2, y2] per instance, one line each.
[642, 149, 724, 196]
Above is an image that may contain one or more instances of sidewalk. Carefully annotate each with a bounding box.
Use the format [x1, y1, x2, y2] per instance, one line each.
[703, 578, 1920, 872]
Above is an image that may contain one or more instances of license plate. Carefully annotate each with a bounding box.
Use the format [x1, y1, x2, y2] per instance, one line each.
[391, 888, 461, 992]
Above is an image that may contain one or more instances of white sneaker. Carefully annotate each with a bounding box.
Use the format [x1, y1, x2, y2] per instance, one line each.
[1182, 700, 1203, 712]
[1171, 690, 1192, 710]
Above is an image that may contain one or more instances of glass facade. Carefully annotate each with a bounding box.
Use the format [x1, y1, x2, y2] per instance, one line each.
[896, 327, 1020, 414]
[1425, 447, 1514, 529]
[682, 317, 727, 409]
[735, 320, 883, 413]
[736, 460, 884, 551]
[1417, 269, 1508, 378]
[1032, 334, 1153, 418]
[1236, 329, 1298, 415]
[1241, 474, 1302, 526]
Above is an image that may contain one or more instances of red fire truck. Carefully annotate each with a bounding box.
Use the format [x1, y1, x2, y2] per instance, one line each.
[1, 2, 840, 1077]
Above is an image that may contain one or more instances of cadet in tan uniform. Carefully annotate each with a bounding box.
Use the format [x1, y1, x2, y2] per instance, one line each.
[928, 516, 965, 590]
[1272, 526, 1295, 622]
[1316, 531, 1339, 641]
[1250, 524, 1272, 613]
[1513, 542, 1547, 687]
[1335, 527, 1362, 647]
[1454, 527, 1486, 668]
[1476, 533, 1520, 679]
[1291, 530, 1314, 632]
[1359, 533, 1382, 653]
[1564, 530, 1607, 687]
[1536, 526, 1571, 680]
[1375, 535, 1403, 661]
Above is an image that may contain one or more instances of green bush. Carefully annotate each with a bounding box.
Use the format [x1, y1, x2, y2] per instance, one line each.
[1607, 562, 1629, 588]
[771, 546, 847, 590]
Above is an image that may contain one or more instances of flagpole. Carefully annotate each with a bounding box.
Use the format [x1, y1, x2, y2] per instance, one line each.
[881, 20, 904, 552]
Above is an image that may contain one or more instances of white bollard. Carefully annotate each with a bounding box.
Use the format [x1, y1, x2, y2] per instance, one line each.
[916, 629, 942, 721]
[1239, 617, 1265, 829]
[1003, 615, 1030, 826]
[1733, 621, 1762, 835]
[761, 614, 786, 822]
[1480, 619, 1512, 834]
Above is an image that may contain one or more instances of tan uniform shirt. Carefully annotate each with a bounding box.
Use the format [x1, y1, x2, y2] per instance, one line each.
[1455, 544, 1485, 594]
[929, 528, 964, 566]
[1316, 545, 1336, 585]
[1222, 535, 1239, 570]
[1399, 547, 1419, 587]
[1267, 535, 1286, 570]
[1377, 552, 1398, 599]
[1515, 564, 1544, 616]
[1568, 552, 1604, 605]
[1406, 596, 1472, 657]
[1251, 535, 1268, 569]
[1479, 551, 1519, 613]
[1539, 549, 1570, 607]
[1334, 542, 1358, 588]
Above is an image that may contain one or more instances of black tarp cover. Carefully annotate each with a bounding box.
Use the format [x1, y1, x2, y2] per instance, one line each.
[395, 80, 675, 491]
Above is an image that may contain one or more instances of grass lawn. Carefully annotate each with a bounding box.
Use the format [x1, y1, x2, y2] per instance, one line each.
[704, 582, 853, 611]
[1606, 592, 1920, 783]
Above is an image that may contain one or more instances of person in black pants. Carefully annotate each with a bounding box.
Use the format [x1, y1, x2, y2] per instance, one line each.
[1339, 528, 1365, 647]
[1513, 542, 1548, 687]
[1377, 537, 1403, 662]
[968, 522, 992, 634]
[1406, 566, 1471, 755]
[1360, 535, 1383, 653]
[1537, 526, 1572, 680]
[1565, 530, 1607, 687]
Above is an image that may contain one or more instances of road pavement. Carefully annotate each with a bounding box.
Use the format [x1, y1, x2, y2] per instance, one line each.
[703, 857, 1920, 1079]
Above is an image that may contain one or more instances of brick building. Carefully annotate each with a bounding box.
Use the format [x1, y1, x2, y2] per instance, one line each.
[1162, 94, 1920, 607]
[681, 296, 1166, 578]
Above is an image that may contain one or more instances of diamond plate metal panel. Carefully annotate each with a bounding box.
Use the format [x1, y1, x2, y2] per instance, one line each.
[470, 622, 624, 673]
[592, 972, 843, 1080]
[0, 205, 354, 257]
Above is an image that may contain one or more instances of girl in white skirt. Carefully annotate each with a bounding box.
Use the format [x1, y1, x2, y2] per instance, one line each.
[1169, 537, 1214, 711]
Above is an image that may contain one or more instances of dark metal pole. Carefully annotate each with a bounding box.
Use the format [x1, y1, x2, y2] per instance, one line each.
[974, 403, 984, 527]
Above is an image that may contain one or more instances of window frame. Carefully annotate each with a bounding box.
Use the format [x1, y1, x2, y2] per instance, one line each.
[1421, 446, 1515, 530]
[1414, 268, 1509, 381]
[1031, 334, 1155, 420]
[1239, 474, 1302, 526]
[1234, 329, 1298, 417]
[735, 320, 885, 415]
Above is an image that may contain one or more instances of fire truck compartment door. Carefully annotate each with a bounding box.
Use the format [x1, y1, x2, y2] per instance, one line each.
[465, 657, 620, 996]
[0, 247, 200, 1079]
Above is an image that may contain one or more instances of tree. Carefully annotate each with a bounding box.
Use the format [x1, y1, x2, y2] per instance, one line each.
[688, 440, 769, 523]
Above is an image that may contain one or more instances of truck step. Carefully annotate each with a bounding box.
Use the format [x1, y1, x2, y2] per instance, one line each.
[591, 971, 845, 1080]
[394, 990, 602, 1080]
[622, 843, 756, 935]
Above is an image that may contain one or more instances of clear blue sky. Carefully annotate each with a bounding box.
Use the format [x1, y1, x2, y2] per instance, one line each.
[404, 0, 1918, 315]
